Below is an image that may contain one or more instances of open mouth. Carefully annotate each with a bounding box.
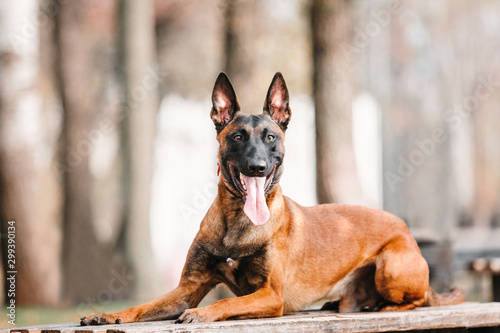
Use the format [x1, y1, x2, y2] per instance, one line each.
[228, 162, 277, 199]
[227, 162, 277, 226]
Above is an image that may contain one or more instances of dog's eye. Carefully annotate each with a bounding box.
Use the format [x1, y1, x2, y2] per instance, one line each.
[233, 134, 242, 141]
[266, 134, 275, 142]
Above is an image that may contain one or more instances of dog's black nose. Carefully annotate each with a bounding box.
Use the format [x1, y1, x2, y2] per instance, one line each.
[248, 162, 267, 176]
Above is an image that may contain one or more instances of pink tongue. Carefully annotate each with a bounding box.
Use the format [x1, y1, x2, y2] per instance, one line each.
[242, 175, 270, 226]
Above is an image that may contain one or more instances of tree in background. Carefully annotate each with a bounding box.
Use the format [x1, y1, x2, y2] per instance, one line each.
[466, 2, 500, 230]
[310, 0, 363, 204]
[54, 0, 126, 304]
[0, 0, 60, 306]
[222, 0, 260, 113]
[118, 0, 159, 301]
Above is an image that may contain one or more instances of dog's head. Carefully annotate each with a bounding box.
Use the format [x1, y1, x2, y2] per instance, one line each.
[210, 72, 291, 226]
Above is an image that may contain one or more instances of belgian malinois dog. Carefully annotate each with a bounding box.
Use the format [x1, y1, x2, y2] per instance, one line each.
[81, 72, 464, 325]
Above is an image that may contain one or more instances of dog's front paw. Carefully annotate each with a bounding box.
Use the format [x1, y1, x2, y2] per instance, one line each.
[175, 308, 215, 324]
[80, 312, 123, 326]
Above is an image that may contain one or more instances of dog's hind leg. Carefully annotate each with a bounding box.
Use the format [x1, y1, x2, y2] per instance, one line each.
[374, 236, 429, 312]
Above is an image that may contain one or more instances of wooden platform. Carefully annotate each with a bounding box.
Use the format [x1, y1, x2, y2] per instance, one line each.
[4, 303, 500, 333]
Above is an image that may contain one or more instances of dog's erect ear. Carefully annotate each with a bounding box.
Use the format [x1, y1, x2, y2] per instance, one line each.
[211, 72, 240, 132]
[263, 72, 291, 131]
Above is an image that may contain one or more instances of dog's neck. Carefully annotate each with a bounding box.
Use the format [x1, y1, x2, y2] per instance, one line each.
[208, 179, 285, 255]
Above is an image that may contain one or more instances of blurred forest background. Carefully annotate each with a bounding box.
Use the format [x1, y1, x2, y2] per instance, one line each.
[1, 0, 500, 326]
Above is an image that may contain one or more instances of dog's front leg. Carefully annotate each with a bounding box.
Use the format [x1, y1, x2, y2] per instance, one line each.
[81, 241, 218, 325]
[81, 280, 215, 325]
[175, 268, 285, 323]
[175, 285, 283, 323]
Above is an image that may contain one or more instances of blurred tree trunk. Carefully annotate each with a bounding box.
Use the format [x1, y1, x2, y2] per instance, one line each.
[468, 0, 500, 230]
[222, 0, 260, 113]
[55, 0, 124, 304]
[0, 0, 61, 306]
[310, 0, 362, 204]
[118, 0, 158, 301]
[473, 99, 500, 228]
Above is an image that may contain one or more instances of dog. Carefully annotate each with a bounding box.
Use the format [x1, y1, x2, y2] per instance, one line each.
[81, 72, 465, 325]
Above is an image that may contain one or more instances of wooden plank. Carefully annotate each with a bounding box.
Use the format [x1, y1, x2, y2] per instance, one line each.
[5, 303, 500, 333]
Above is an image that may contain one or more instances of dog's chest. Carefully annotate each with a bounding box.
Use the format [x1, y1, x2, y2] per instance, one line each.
[221, 214, 276, 250]
[215, 244, 270, 296]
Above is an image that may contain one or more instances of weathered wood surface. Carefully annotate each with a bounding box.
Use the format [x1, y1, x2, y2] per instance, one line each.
[4, 303, 500, 333]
